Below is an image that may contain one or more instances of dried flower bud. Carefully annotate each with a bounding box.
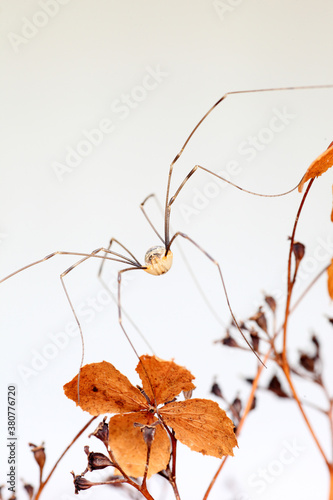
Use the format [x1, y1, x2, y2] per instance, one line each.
[218, 329, 239, 347]
[22, 482, 34, 499]
[292, 241, 305, 263]
[268, 375, 289, 398]
[84, 446, 113, 471]
[211, 381, 223, 399]
[29, 443, 45, 476]
[264, 295, 276, 313]
[183, 389, 193, 400]
[71, 472, 94, 494]
[89, 417, 109, 448]
[250, 308, 267, 334]
[250, 329, 260, 352]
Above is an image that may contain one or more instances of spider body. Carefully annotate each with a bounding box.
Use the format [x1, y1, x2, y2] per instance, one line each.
[144, 246, 173, 276]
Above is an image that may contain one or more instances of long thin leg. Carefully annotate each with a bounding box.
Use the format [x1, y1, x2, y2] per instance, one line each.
[117, 266, 158, 406]
[141, 193, 226, 329]
[166, 231, 265, 366]
[59, 248, 142, 401]
[140, 194, 165, 244]
[164, 84, 333, 245]
[98, 238, 142, 277]
[0, 249, 139, 285]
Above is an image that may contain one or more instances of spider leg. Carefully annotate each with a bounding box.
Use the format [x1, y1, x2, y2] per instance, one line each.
[59, 248, 142, 400]
[98, 238, 141, 277]
[167, 232, 265, 366]
[140, 194, 165, 244]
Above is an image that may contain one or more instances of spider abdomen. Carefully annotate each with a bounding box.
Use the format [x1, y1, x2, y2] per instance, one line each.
[144, 246, 173, 276]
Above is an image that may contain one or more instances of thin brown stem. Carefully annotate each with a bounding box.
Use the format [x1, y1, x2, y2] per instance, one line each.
[34, 416, 97, 500]
[282, 366, 329, 466]
[282, 178, 315, 361]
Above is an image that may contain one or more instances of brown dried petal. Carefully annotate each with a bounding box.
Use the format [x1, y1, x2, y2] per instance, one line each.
[160, 399, 237, 458]
[64, 362, 149, 416]
[109, 412, 170, 478]
[136, 355, 195, 406]
[298, 142, 333, 192]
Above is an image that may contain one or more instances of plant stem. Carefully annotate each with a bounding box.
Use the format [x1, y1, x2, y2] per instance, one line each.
[34, 416, 97, 500]
[282, 178, 314, 362]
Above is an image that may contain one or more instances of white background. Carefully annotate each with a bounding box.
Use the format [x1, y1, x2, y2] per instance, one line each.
[1, 1, 333, 499]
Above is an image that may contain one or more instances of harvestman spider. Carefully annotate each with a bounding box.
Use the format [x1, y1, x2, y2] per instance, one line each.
[2, 84, 333, 371]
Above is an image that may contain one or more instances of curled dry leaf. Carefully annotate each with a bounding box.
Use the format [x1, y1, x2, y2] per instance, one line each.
[64, 355, 237, 478]
[331, 185, 333, 222]
[327, 259, 333, 300]
[298, 142, 333, 193]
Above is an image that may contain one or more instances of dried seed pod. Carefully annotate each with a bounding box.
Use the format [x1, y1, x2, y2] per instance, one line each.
[89, 417, 109, 448]
[292, 241, 305, 264]
[133, 421, 159, 447]
[22, 482, 34, 499]
[230, 397, 242, 418]
[28, 443, 46, 477]
[211, 381, 223, 399]
[71, 472, 94, 493]
[299, 353, 316, 373]
[250, 307, 268, 334]
[250, 329, 260, 352]
[264, 295, 276, 313]
[268, 375, 289, 398]
[84, 446, 113, 471]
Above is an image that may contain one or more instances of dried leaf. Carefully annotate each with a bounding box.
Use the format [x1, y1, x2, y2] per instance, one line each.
[109, 413, 170, 478]
[136, 355, 195, 406]
[160, 399, 237, 458]
[331, 185, 333, 222]
[298, 143, 333, 193]
[64, 362, 148, 416]
[327, 259, 333, 300]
